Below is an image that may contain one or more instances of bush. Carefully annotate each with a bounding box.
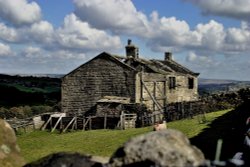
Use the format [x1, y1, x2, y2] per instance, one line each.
[0, 104, 59, 119]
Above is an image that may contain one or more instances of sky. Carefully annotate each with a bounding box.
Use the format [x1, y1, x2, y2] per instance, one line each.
[0, 0, 250, 81]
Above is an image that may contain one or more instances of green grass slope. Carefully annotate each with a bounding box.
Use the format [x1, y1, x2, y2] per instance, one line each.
[0, 74, 61, 107]
[17, 109, 231, 163]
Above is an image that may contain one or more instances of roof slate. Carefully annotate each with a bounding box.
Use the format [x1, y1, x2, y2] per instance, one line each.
[112, 54, 199, 76]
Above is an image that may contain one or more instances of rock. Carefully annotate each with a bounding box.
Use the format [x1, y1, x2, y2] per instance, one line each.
[24, 152, 104, 167]
[109, 129, 205, 167]
[0, 119, 25, 167]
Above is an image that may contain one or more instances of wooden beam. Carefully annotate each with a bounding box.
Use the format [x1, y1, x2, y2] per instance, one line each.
[141, 81, 163, 111]
[51, 116, 63, 132]
[104, 113, 107, 129]
[142, 96, 167, 101]
[82, 116, 85, 131]
[89, 117, 92, 130]
[72, 117, 77, 130]
[63, 117, 76, 133]
[41, 116, 52, 131]
[142, 79, 167, 82]
[153, 81, 156, 112]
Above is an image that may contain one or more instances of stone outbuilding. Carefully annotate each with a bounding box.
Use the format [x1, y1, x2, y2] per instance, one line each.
[62, 40, 199, 120]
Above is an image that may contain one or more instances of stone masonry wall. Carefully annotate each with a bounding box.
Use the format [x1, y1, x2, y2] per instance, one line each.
[136, 72, 198, 111]
[166, 74, 198, 103]
[61, 54, 136, 115]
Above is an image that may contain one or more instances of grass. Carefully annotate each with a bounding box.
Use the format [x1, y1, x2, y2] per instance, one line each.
[9, 84, 60, 93]
[17, 109, 231, 163]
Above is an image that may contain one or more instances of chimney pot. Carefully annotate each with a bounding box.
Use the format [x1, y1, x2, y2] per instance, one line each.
[165, 52, 172, 61]
[125, 39, 139, 59]
[128, 39, 132, 45]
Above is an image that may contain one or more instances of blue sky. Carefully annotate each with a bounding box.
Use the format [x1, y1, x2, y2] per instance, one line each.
[0, 0, 250, 80]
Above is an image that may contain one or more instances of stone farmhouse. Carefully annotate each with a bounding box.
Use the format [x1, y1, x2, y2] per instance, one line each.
[62, 40, 199, 121]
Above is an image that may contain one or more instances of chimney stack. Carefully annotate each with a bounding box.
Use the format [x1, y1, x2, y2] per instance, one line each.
[164, 52, 172, 61]
[125, 39, 139, 59]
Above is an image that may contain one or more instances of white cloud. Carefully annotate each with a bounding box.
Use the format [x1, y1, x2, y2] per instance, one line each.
[194, 20, 226, 51]
[184, 0, 250, 20]
[29, 21, 54, 44]
[51, 50, 87, 60]
[0, 13, 122, 53]
[147, 12, 192, 47]
[73, 0, 148, 35]
[0, 43, 12, 56]
[226, 27, 250, 44]
[23, 46, 42, 58]
[186, 52, 213, 64]
[0, 0, 41, 26]
[0, 23, 19, 42]
[55, 13, 122, 51]
[72, 0, 250, 56]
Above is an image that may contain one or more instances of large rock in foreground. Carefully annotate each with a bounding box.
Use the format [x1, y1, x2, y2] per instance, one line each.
[109, 129, 205, 167]
[0, 119, 25, 167]
[24, 152, 105, 167]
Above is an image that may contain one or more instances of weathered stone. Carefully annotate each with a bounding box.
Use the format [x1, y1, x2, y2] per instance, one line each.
[109, 129, 205, 167]
[62, 41, 199, 116]
[0, 119, 25, 167]
[24, 152, 104, 167]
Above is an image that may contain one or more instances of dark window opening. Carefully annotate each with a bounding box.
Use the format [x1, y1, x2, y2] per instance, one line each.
[169, 77, 176, 89]
[188, 78, 194, 89]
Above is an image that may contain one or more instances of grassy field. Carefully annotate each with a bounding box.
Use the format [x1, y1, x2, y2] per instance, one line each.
[17, 109, 231, 163]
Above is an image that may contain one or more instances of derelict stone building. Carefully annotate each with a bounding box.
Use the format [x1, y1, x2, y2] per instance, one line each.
[61, 40, 199, 117]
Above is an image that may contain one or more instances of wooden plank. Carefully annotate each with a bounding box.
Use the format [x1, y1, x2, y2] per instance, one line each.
[104, 113, 107, 129]
[51, 116, 63, 132]
[83, 117, 90, 128]
[41, 116, 52, 131]
[120, 112, 124, 130]
[71, 117, 77, 130]
[63, 117, 76, 132]
[49, 117, 52, 131]
[141, 81, 163, 112]
[89, 117, 92, 130]
[142, 79, 167, 82]
[142, 96, 167, 101]
[82, 116, 85, 131]
[153, 81, 156, 112]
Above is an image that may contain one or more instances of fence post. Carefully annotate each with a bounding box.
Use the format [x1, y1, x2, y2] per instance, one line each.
[82, 116, 85, 131]
[120, 112, 124, 130]
[89, 117, 92, 130]
[104, 113, 107, 129]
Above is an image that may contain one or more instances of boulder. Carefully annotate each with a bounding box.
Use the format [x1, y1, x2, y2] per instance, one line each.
[24, 152, 104, 167]
[109, 129, 205, 167]
[0, 119, 25, 167]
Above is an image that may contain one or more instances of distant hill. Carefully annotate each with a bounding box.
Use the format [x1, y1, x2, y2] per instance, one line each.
[198, 78, 250, 94]
[0, 73, 64, 78]
[1, 73, 250, 106]
[0, 74, 61, 107]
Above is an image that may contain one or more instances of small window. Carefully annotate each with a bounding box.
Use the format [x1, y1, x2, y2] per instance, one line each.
[169, 77, 176, 89]
[188, 78, 194, 89]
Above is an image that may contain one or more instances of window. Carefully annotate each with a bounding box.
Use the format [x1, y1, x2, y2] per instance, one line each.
[188, 78, 194, 89]
[169, 77, 176, 89]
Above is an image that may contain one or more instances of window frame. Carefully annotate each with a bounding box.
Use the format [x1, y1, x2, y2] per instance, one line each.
[169, 77, 176, 90]
[188, 77, 194, 89]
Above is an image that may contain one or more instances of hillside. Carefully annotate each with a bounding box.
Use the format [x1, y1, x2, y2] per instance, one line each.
[0, 74, 61, 107]
[1, 74, 250, 107]
[198, 78, 250, 94]
[17, 109, 231, 163]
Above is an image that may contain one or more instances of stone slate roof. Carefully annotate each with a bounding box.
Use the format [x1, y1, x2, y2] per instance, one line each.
[63, 52, 199, 79]
[112, 54, 199, 76]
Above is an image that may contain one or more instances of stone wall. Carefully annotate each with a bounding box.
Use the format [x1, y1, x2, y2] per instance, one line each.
[62, 53, 136, 115]
[166, 74, 198, 103]
[136, 72, 198, 111]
